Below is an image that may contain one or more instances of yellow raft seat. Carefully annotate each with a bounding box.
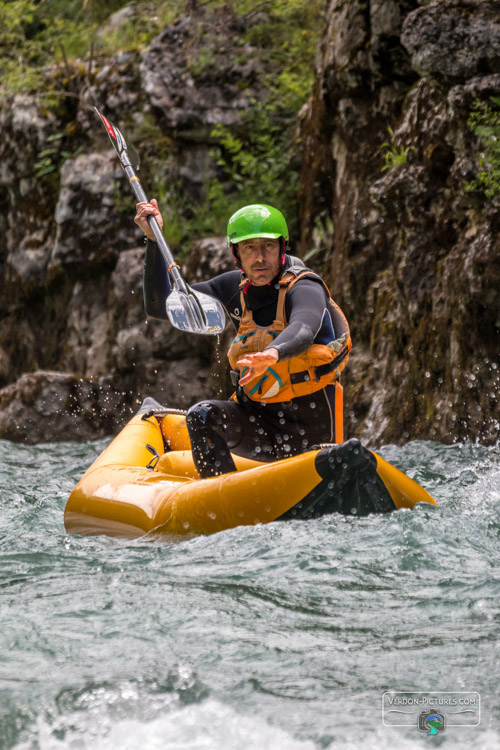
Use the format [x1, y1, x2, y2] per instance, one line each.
[64, 398, 437, 539]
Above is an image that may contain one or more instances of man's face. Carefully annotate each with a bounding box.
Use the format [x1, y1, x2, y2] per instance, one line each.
[237, 237, 281, 285]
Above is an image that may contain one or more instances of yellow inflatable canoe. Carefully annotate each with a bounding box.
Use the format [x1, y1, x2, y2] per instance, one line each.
[64, 398, 437, 539]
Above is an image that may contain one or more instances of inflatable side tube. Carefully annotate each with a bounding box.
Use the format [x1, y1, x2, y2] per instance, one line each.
[372, 452, 437, 509]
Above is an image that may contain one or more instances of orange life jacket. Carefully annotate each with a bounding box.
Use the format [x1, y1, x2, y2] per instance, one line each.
[227, 267, 351, 404]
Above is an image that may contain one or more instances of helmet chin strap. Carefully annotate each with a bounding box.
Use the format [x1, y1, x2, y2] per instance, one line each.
[280, 238, 287, 266]
[230, 242, 242, 267]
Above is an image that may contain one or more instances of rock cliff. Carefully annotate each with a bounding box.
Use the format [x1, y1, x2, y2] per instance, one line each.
[299, 0, 499, 445]
[0, 0, 498, 445]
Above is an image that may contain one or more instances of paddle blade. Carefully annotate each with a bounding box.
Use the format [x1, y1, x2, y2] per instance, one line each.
[166, 288, 226, 335]
[94, 107, 140, 171]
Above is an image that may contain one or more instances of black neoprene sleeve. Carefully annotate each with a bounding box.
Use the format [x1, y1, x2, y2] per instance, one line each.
[270, 280, 329, 361]
[143, 240, 171, 319]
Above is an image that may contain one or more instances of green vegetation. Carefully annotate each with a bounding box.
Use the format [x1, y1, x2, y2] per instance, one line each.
[34, 131, 83, 178]
[466, 97, 500, 198]
[303, 215, 333, 265]
[380, 127, 412, 171]
[0, 0, 125, 98]
[134, 0, 321, 248]
[0, 0, 193, 102]
[0, 0, 321, 101]
[145, 100, 304, 255]
[0, 0, 323, 247]
[202, 1, 320, 239]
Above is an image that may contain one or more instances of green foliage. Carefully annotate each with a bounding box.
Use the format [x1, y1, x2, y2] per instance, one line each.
[241, 1, 319, 113]
[155, 106, 302, 252]
[0, 0, 162, 100]
[33, 132, 83, 180]
[198, 0, 322, 244]
[466, 97, 500, 198]
[211, 108, 298, 205]
[0, 0, 323, 248]
[303, 215, 333, 264]
[98, 5, 179, 56]
[381, 127, 411, 171]
[144, 0, 322, 249]
[0, 0, 44, 93]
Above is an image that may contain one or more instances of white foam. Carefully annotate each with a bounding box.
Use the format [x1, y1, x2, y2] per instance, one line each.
[12, 697, 500, 750]
[15, 699, 316, 750]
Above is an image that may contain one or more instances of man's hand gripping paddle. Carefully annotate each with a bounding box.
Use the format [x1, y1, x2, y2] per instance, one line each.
[95, 108, 226, 336]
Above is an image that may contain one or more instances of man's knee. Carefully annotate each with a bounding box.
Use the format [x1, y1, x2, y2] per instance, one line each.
[186, 401, 225, 435]
[186, 401, 236, 477]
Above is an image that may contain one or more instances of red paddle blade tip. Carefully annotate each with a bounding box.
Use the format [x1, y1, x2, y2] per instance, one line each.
[94, 107, 117, 140]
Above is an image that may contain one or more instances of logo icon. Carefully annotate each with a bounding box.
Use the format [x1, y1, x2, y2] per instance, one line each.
[418, 711, 445, 735]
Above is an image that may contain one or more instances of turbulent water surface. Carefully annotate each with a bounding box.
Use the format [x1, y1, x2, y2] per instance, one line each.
[0, 437, 498, 750]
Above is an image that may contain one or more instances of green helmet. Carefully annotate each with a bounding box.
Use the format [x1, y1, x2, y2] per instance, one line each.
[227, 204, 289, 246]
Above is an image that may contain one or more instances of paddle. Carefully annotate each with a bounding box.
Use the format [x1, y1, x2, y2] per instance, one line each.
[94, 108, 226, 336]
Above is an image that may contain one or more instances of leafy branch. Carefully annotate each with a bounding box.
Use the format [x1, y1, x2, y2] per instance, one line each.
[466, 96, 500, 198]
[381, 127, 412, 171]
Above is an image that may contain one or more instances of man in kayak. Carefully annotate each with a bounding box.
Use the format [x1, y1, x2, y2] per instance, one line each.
[134, 201, 351, 478]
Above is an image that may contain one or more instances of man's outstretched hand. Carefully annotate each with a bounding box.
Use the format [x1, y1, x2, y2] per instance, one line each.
[237, 348, 279, 386]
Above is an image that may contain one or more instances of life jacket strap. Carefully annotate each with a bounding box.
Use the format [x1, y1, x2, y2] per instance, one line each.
[289, 359, 338, 385]
[335, 380, 344, 443]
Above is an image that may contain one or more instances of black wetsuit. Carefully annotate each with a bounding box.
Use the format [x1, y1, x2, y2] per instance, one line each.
[144, 240, 346, 477]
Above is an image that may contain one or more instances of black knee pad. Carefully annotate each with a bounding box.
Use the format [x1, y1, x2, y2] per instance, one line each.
[186, 402, 227, 441]
[185, 401, 237, 478]
[187, 401, 212, 425]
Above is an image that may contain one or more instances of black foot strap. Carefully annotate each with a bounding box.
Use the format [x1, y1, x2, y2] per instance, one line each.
[279, 439, 396, 519]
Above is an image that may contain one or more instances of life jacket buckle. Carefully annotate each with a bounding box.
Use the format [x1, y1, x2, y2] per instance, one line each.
[230, 369, 240, 386]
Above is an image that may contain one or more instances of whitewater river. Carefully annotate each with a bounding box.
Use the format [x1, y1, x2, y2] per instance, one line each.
[0, 438, 498, 749]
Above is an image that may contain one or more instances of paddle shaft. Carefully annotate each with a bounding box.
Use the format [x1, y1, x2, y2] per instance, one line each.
[94, 108, 226, 334]
[122, 163, 188, 294]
